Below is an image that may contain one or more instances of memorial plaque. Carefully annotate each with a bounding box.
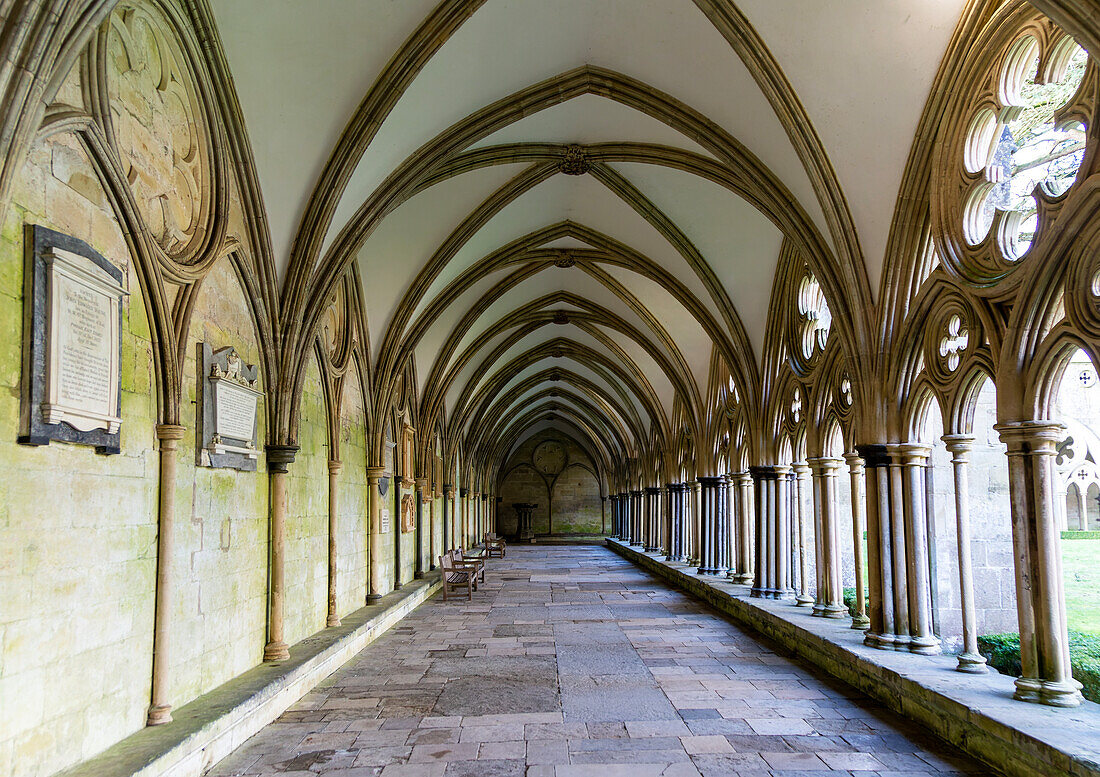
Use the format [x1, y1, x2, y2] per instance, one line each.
[198, 343, 262, 471]
[20, 226, 126, 454]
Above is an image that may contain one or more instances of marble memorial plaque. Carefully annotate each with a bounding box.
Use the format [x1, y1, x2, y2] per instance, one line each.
[199, 343, 262, 471]
[20, 226, 126, 454]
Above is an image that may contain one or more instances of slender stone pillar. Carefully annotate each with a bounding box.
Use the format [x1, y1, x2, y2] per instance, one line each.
[629, 491, 641, 546]
[733, 472, 754, 584]
[147, 424, 185, 726]
[442, 484, 453, 555]
[884, 444, 911, 650]
[941, 435, 987, 673]
[326, 460, 343, 628]
[793, 462, 814, 606]
[414, 478, 428, 578]
[809, 457, 846, 618]
[750, 467, 793, 598]
[899, 444, 940, 654]
[725, 474, 738, 580]
[857, 444, 893, 648]
[367, 466, 387, 602]
[697, 476, 718, 574]
[430, 487, 440, 570]
[264, 444, 298, 662]
[843, 452, 871, 630]
[996, 422, 1082, 707]
[645, 487, 661, 552]
[715, 475, 730, 575]
[690, 480, 702, 565]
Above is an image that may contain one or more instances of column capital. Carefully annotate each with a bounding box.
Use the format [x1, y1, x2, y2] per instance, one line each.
[842, 451, 864, 471]
[265, 444, 299, 473]
[414, 477, 429, 490]
[328, 460, 343, 475]
[895, 442, 932, 464]
[806, 456, 843, 475]
[645, 486, 662, 495]
[481, 493, 489, 501]
[995, 420, 1066, 452]
[631, 489, 644, 497]
[748, 465, 790, 480]
[155, 424, 186, 442]
[366, 465, 386, 482]
[791, 460, 811, 476]
[460, 488, 469, 497]
[854, 443, 889, 468]
[941, 434, 975, 459]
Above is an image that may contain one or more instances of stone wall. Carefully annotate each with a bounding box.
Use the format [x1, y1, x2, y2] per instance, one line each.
[496, 431, 603, 537]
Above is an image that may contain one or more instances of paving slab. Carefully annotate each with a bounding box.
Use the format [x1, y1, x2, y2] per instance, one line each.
[206, 545, 998, 777]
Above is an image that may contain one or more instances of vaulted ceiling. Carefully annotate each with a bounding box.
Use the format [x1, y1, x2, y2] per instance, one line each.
[211, 0, 967, 479]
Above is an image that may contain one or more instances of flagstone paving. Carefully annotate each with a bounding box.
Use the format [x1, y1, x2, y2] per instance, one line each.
[207, 545, 998, 777]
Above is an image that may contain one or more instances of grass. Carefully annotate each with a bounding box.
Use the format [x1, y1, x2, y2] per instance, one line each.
[1062, 539, 1100, 636]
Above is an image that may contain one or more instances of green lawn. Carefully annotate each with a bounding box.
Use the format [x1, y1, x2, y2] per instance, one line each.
[1062, 538, 1100, 636]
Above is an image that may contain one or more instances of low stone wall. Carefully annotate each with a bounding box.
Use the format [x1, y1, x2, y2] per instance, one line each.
[57, 573, 442, 777]
[608, 539, 1100, 777]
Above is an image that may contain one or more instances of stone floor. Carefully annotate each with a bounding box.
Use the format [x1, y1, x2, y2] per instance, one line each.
[207, 545, 999, 777]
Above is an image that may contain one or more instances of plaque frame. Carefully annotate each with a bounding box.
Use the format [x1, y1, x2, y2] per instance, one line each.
[19, 225, 126, 454]
[198, 342, 262, 471]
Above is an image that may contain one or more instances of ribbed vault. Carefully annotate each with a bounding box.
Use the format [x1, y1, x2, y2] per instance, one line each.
[210, 0, 968, 493]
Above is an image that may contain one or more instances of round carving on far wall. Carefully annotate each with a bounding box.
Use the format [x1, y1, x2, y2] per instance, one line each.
[533, 440, 567, 475]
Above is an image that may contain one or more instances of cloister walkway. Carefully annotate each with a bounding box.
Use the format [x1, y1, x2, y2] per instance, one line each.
[208, 546, 995, 777]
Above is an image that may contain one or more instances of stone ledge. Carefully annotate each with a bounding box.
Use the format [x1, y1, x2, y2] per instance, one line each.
[56, 573, 442, 777]
[607, 538, 1100, 777]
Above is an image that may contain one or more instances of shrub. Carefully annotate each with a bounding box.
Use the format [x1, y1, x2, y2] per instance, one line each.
[978, 631, 1100, 703]
[1061, 530, 1100, 540]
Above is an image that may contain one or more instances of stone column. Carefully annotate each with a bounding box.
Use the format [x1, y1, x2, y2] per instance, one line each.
[750, 467, 792, 598]
[627, 491, 640, 546]
[884, 444, 911, 650]
[367, 466, 386, 602]
[808, 457, 846, 618]
[414, 478, 428, 578]
[996, 422, 1082, 707]
[843, 452, 870, 630]
[941, 435, 987, 673]
[792, 461, 814, 606]
[733, 472, 754, 583]
[645, 487, 661, 552]
[858, 444, 892, 648]
[715, 475, 730, 575]
[326, 460, 343, 628]
[264, 444, 298, 662]
[147, 424, 185, 726]
[725, 474, 738, 580]
[442, 484, 453, 556]
[430, 487, 440, 569]
[696, 476, 716, 574]
[899, 444, 940, 655]
[690, 480, 702, 565]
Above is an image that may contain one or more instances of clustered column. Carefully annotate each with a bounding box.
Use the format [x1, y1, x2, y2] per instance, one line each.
[858, 444, 939, 655]
[730, 471, 754, 583]
[996, 422, 1082, 706]
[792, 462, 814, 606]
[750, 465, 793, 598]
[843, 452, 870, 630]
[326, 460, 343, 627]
[645, 486, 661, 552]
[666, 483, 684, 561]
[696, 476, 729, 575]
[629, 490, 642, 546]
[808, 456, 846, 618]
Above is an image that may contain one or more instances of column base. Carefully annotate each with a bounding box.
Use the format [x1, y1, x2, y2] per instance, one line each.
[795, 593, 814, 606]
[146, 704, 172, 726]
[366, 593, 382, 603]
[822, 604, 848, 619]
[749, 586, 766, 598]
[1040, 679, 1084, 707]
[414, 571, 425, 579]
[909, 635, 941, 655]
[326, 615, 342, 628]
[850, 614, 870, 630]
[264, 640, 289, 661]
[865, 631, 894, 649]
[771, 590, 795, 601]
[734, 572, 754, 585]
[955, 652, 988, 674]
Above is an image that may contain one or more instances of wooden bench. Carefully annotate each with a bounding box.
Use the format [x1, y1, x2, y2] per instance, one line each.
[485, 532, 506, 558]
[454, 547, 485, 584]
[439, 550, 475, 601]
